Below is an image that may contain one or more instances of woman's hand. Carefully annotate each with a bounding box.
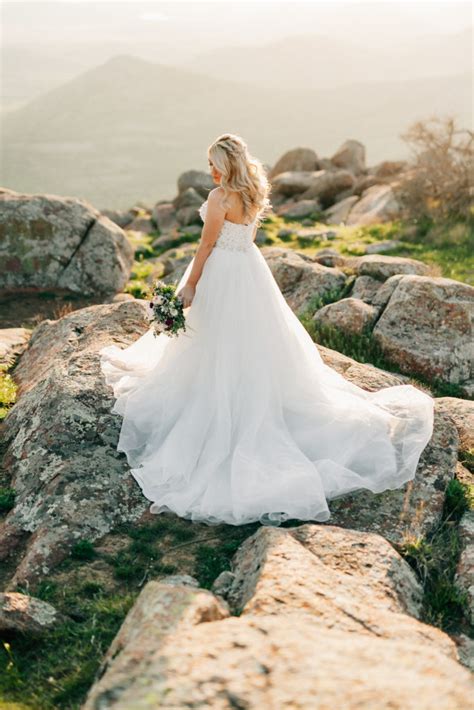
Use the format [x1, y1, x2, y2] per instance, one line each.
[176, 283, 195, 308]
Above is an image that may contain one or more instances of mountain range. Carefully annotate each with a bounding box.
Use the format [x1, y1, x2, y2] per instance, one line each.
[1, 45, 471, 210]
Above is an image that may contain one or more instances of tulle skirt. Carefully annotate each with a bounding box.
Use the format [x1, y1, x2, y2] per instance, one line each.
[100, 242, 435, 526]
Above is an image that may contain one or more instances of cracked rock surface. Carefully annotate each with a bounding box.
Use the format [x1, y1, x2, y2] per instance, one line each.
[0, 188, 134, 296]
[82, 525, 473, 710]
[0, 300, 150, 588]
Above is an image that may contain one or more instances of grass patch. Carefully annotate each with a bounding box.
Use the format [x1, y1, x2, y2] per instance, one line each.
[193, 523, 259, 589]
[0, 588, 137, 710]
[0, 366, 17, 421]
[0, 487, 16, 514]
[0, 514, 257, 708]
[459, 448, 474, 477]
[400, 479, 472, 632]
[268, 214, 473, 286]
[70, 540, 98, 562]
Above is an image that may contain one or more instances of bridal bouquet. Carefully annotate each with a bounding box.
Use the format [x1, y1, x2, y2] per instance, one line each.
[147, 280, 187, 338]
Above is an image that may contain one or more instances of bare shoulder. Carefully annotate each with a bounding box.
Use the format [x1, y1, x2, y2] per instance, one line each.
[210, 186, 242, 209]
[206, 187, 227, 218]
[208, 186, 226, 204]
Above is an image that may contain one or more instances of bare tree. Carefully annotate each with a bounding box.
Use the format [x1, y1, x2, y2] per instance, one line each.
[393, 115, 473, 222]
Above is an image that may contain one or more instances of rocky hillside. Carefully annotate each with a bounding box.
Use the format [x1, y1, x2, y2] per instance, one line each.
[0, 141, 473, 708]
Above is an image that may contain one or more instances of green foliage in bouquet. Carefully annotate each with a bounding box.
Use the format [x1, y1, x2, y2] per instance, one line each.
[148, 280, 187, 338]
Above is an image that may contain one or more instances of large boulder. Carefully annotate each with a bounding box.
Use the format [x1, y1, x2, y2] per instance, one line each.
[350, 274, 385, 304]
[82, 525, 473, 709]
[176, 169, 214, 198]
[0, 592, 67, 635]
[268, 147, 319, 179]
[372, 275, 474, 388]
[346, 184, 401, 225]
[313, 297, 378, 335]
[323, 195, 359, 224]
[271, 170, 324, 197]
[262, 247, 347, 314]
[271, 169, 355, 206]
[299, 169, 356, 206]
[0, 188, 134, 297]
[276, 199, 321, 219]
[316, 343, 413, 390]
[0, 300, 151, 588]
[151, 202, 179, 233]
[330, 139, 366, 175]
[355, 254, 430, 281]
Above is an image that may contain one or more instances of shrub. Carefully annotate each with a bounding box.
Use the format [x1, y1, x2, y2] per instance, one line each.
[393, 116, 473, 223]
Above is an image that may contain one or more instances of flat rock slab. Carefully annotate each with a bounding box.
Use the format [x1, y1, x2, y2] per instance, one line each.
[0, 300, 150, 588]
[82, 525, 473, 710]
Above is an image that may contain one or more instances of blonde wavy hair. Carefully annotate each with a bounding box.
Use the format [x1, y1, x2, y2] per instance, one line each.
[208, 133, 272, 228]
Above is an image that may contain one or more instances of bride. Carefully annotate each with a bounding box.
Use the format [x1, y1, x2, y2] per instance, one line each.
[100, 132, 435, 527]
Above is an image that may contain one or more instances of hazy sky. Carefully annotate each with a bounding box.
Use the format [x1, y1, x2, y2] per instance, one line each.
[3, 0, 472, 55]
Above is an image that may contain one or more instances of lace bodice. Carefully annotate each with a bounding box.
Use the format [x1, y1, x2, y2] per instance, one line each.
[198, 200, 256, 252]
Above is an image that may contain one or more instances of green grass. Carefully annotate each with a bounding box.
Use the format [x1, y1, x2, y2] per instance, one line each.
[0, 514, 261, 709]
[193, 523, 259, 589]
[0, 589, 137, 709]
[0, 488, 16, 514]
[0, 366, 17, 421]
[400, 479, 472, 632]
[69, 540, 98, 562]
[268, 213, 473, 285]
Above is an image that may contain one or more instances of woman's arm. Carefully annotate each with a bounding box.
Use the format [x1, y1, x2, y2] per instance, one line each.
[187, 190, 226, 287]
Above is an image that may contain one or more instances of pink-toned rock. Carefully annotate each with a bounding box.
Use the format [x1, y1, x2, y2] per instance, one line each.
[346, 184, 401, 225]
[313, 297, 378, 335]
[82, 525, 473, 710]
[268, 147, 319, 179]
[330, 139, 366, 175]
[436, 397, 474, 454]
[323, 195, 359, 224]
[372, 275, 474, 387]
[0, 592, 66, 635]
[262, 247, 346, 314]
[0, 328, 31, 367]
[355, 254, 430, 280]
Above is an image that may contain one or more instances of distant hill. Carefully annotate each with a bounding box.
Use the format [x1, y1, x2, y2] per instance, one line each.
[1, 54, 471, 210]
[2, 28, 471, 111]
[178, 29, 473, 90]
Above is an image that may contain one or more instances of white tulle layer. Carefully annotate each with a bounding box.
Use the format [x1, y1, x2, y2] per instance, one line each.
[100, 242, 435, 527]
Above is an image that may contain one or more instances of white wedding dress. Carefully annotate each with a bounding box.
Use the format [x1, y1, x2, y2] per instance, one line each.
[100, 198, 435, 526]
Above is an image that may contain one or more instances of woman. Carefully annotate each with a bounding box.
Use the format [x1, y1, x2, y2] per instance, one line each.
[100, 133, 434, 527]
